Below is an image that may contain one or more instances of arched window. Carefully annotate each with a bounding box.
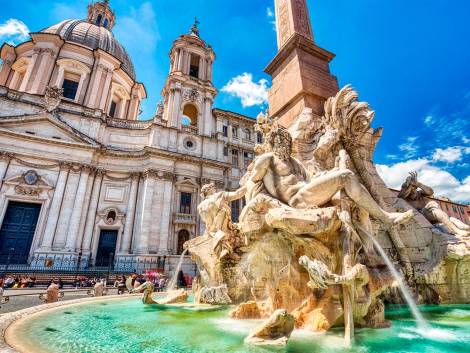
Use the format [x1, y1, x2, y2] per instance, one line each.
[177, 230, 190, 255]
[103, 18, 109, 28]
[96, 14, 102, 25]
[189, 54, 200, 78]
[182, 104, 198, 127]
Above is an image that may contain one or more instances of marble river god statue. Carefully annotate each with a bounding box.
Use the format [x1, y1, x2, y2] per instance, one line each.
[398, 171, 470, 237]
[185, 85, 470, 344]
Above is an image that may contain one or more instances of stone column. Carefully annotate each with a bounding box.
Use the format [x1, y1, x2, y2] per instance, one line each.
[40, 163, 70, 250]
[55, 67, 65, 87]
[207, 61, 213, 82]
[127, 94, 139, 120]
[0, 57, 14, 86]
[158, 179, 174, 254]
[21, 49, 39, 92]
[132, 172, 146, 254]
[149, 178, 164, 253]
[199, 56, 205, 80]
[170, 88, 182, 128]
[172, 50, 178, 72]
[164, 89, 175, 122]
[87, 63, 104, 107]
[75, 170, 96, 250]
[81, 169, 104, 252]
[120, 173, 139, 254]
[178, 49, 184, 72]
[135, 171, 156, 254]
[53, 167, 81, 249]
[203, 97, 213, 136]
[65, 166, 91, 251]
[99, 67, 114, 110]
[30, 48, 55, 94]
[0, 152, 12, 190]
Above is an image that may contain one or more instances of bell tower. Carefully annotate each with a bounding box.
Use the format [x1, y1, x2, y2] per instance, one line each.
[87, 0, 115, 29]
[161, 19, 217, 136]
[265, 0, 338, 127]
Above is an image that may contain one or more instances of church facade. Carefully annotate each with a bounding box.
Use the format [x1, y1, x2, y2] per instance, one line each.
[0, 1, 257, 274]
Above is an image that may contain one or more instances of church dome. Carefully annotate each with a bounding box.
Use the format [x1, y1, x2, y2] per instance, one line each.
[41, 20, 135, 80]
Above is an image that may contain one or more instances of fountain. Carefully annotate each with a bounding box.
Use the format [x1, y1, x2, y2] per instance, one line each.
[358, 225, 429, 329]
[167, 249, 188, 291]
[3, 85, 468, 353]
[183, 85, 436, 346]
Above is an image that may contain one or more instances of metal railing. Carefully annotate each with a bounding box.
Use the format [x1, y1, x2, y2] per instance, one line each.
[173, 213, 195, 224]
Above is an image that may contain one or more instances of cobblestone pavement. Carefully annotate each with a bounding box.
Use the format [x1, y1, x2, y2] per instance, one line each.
[0, 287, 120, 315]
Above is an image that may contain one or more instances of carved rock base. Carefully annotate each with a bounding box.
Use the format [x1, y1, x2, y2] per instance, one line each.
[244, 309, 295, 346]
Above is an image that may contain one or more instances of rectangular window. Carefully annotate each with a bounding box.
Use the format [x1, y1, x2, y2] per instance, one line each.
[62, 78, 79, 100]
[222, 125, 228, 137]
[231, 149, 239, 167]
[232, 126, 238, 139]
[257, 132, 263, 144]
[243, 151, 253, 169]
[179, 192, 192, 214]
[231, 199, 240, 223]
[109, 101, 117, 118]
[243, 128, 251, 141]
[223, 147, 228, 156]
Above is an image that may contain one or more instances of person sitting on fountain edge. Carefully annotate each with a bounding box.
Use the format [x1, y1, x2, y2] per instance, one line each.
[245, 125, 413, 227]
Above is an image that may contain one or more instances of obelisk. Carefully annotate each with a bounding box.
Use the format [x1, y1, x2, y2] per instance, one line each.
[265, 0, 339, 127]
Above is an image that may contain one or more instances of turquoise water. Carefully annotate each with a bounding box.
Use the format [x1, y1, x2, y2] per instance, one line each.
[14, 299, 470, 353]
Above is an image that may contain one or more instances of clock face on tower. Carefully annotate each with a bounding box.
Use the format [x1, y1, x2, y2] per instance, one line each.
[23, 170, 39, 185]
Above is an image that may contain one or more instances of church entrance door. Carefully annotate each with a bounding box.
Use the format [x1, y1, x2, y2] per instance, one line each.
[95, 229, 118, 267]
[0, 201, 41, 264]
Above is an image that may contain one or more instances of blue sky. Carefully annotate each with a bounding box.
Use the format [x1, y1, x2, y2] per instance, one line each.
[1, 0, 469, 202]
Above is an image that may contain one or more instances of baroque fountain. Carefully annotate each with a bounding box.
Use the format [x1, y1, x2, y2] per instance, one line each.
[2, 86, 470, 353]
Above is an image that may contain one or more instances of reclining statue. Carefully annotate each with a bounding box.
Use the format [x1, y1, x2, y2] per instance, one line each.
[399, 171, 469, 237]
[244, 124, 413, 227]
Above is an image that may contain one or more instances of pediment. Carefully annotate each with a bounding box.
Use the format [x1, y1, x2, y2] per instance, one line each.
[175, 178, 199, 189]
[0, 114, 98, 146]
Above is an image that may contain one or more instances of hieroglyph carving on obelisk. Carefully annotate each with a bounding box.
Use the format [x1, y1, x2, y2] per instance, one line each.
[275, 0, 314, 49]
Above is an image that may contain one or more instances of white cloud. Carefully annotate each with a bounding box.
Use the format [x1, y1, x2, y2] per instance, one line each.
[376, 159, 470, 203]
[114, 1, 160, 55]
[222, 73, 269, 108]
[266, 7, 276, 31]
[424, 115, 434, 126]
[432, 146, 463, 163]
[0, 19, 30, 45]
[398, 136, 419, 159]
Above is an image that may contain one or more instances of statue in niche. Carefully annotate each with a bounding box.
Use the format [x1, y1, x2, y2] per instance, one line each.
[399, 171, 470, 237]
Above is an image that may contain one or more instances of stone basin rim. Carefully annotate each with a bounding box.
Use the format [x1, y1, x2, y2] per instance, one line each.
[1, 293, 142, 353]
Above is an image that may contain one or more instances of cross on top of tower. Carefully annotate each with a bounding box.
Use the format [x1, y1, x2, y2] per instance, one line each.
[189, 17, 200, 37]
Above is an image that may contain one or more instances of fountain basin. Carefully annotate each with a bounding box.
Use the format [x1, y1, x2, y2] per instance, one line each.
[2, 296, 470, 353]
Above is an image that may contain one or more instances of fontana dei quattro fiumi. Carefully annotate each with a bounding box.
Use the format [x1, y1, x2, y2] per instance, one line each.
[0, 1, 469, 353]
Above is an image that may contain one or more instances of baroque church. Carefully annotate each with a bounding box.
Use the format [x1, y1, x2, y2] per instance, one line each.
[0, 1, 258, 273]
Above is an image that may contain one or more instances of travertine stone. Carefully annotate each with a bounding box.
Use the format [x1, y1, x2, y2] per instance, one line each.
[245, 309, 295, 346]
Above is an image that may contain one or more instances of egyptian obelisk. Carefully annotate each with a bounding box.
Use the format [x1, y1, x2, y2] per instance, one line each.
[265, 0, 338, 127]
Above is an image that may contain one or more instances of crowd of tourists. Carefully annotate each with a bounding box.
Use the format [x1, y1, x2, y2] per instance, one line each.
[1, 275, 36, 288]
[1, 271, 193, 293]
